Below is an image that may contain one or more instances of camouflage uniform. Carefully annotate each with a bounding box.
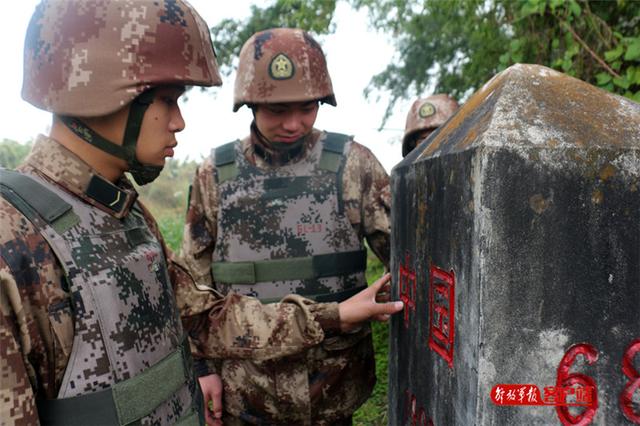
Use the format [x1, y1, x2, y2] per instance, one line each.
[0, 136, 342, 425]
[2, 4, 341, 426]
[181, 28, 391, 425]
[182, 131, 391, 424]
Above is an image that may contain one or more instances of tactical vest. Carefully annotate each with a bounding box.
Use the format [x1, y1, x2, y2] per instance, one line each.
[0, 169, 202, 426]
[211, 132, 367, 303]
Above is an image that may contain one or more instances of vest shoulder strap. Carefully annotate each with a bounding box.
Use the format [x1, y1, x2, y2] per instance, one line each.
[214, 141, 239, 183]
[0, 168, 79, 233]
[319, 132, 351, 173]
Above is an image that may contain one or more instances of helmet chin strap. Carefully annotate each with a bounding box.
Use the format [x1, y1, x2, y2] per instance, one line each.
[59, 89, 163, 186]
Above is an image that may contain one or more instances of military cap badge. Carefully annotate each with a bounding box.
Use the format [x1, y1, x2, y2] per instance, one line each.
[418, 102, 436, 118]
[269, 53, 295, 80]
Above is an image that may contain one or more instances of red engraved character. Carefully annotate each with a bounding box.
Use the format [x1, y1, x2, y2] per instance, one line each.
[517, 386, 527, 403]
[404, 390, 418, 426]
[428, 265, 455, 368]
[399, 253, 417, 328]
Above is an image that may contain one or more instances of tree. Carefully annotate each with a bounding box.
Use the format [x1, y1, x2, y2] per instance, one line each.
[0, 139, 33, 169]
[211, 0, 640, 124]
[212, 0, 337, 73]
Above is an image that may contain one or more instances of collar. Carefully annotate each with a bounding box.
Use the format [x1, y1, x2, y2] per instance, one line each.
[20, 135, 138, 219]
[247, 124, 320, 167]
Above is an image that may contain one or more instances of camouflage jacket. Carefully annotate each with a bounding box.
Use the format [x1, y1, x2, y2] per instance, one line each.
[0, 136, 341, 425]
[181, 128, 391, 424]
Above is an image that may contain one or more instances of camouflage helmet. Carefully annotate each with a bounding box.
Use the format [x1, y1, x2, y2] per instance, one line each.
[233, 28, 336, 112]
[21, 0, 222, 185]
[22, 0, 222, 117]
[403, 94, 459, 156]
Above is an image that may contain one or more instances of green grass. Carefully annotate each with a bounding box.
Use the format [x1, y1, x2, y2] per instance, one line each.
[155, 215, 389, 425]
[156, 214, 185, 252]
[353, 251, 389, 426]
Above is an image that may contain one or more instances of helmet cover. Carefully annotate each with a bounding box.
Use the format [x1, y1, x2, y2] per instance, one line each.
[22, 0, 222, 117]
[233, 27, 336, 111]
[403, 94, 459, 145]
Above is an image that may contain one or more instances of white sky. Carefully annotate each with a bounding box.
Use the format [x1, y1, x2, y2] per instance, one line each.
[3, 1, 414, 172]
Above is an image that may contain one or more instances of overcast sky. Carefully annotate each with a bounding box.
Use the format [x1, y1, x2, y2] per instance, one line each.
[3, 1, 416, 172]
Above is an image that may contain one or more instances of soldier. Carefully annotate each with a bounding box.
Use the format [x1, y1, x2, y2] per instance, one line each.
[402, 94, 460, 157]
[181, 28, 393, 425]
[0, 4, 401, 426]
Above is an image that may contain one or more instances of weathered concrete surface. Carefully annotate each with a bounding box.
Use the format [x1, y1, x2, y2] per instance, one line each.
[389, 64, 640, 425]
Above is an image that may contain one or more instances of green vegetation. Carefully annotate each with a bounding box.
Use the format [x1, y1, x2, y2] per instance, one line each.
[133, 158, 200, 251]
[0, 138, 33, 169]
[212, 0, 337, 72]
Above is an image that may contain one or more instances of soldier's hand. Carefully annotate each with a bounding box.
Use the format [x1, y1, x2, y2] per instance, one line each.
[198, 374, 223, 424]
[338, 273, 403, 333]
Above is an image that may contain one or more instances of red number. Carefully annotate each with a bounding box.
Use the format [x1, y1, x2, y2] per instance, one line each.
[620, 338, 640, 424]
[555, 343, 599, 426]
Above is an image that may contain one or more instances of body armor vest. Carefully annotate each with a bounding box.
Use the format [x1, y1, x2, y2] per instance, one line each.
[0, 169, 202, 426]
[211, 132, 367, 303]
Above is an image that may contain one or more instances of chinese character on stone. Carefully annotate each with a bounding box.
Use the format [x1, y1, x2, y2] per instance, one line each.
[399, 253, 417, 328]
[428, 265, 456, 368]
